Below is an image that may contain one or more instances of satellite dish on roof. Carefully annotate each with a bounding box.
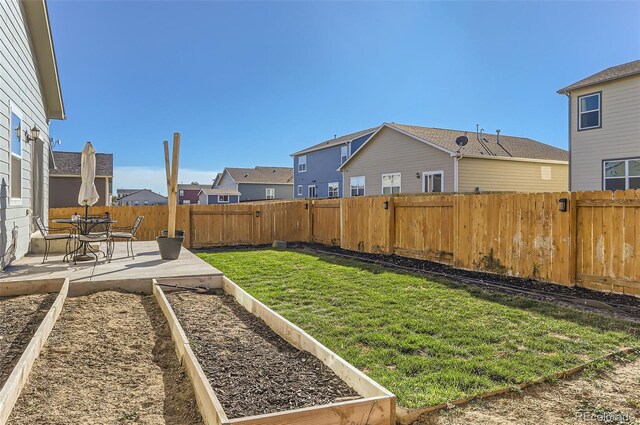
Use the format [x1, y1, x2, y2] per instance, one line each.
[455, 135, 469, 147]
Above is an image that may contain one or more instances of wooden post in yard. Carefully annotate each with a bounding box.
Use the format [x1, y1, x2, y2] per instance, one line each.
[164, 133, 180, 238]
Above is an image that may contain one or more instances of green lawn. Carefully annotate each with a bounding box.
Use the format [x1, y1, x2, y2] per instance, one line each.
[197, 249, 640, 408]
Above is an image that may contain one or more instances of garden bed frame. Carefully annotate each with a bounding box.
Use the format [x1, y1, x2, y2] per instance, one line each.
[153, 276, 396, 425]
[0, 278, 69, 423]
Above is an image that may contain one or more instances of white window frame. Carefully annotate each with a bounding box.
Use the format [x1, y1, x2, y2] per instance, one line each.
[179, 189, 184, 196]
[218, 195, 230, 203]
[578, 92, 601, 131]
[381, 172, 401, 194]
[134, 200, 139, 205]
[144, 200, 149, 205]
[297, 185, 303, 196]
[350, 176, 365, 197]
[328, 182, 339, 198]
[340, 145, 350, 164]
[307, 185, 317, 198]
[603, 158, 640, 190]
[422, 171, 444, 193]
[9, 102, 23, 205]
[266, 188, 275, 199]
[298, 155, 307, 172]
[183, 200, 190, 205]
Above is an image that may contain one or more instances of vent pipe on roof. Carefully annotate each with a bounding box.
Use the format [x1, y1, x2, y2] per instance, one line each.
[334, 134, 337, 139]
[496, 129, 501, 144]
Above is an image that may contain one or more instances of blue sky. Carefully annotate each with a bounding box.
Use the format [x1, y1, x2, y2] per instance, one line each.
[47, 1, 640, 194]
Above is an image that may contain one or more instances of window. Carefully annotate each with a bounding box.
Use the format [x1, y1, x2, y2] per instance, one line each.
[381, 173, 401, 194]
[134, 200, 139, 205]
[218, 195, 230, 203]
[298, 155, 307, 172]
[297, 185, 303, 196]
[266, 188, 275, 199]
[603, 158, 640, 190]
[9, 108, 22, 202]
[308, 185, 317, 197]
[540, 166, 552, 180]
[328, 182, 339, 198]
[144, 200, 149, 205]
[179, 189, 184, 196]
[183, 200, 190, 205]
[578, 92, 601, 130]
[350, 176, 365, 197]
[423, 171, 443, 193]
[341, 145, 349, 164]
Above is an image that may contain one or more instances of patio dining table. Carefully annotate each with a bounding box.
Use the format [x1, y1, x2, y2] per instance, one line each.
[54, 217, 117, 262]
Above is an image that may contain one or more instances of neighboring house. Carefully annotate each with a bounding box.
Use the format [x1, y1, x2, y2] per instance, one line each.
[197, 188, 241, 205]
[557, 60, 640, 191]
[178, 183, 210, 205]
[213, 166, 293, 202]
[291, 128, 375, 198]
[117, 189, 139, 199]
[117, 189, 167, 206]
[49, 151, 113, 208]
[339, 123, 568, 196]
[1, 0, 65, 267]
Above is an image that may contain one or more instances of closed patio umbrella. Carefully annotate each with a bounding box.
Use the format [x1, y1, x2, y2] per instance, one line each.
[78, 141, 99, 219]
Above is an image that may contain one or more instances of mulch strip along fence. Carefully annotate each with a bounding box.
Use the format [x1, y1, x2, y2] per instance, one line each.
[166, 291, 359, 418]
[396, 347, 639, 425]
[154, 277, 396, 425]
[8, 291, 203, 425]
[0, 279, 68, 424]
[50, 189, 640, 298]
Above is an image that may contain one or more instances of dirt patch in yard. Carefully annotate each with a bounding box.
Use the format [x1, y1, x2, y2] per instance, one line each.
[0, 293, 56, 388]
[8, 291, 203, 425]
[166, 291, 359, 419]
[417, 357, 640, 425]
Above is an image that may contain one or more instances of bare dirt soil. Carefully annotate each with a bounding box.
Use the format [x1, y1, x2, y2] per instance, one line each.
[416, 358, 640, 425]
[166, 291, 360, 419]
[8, 291, 203, 425]
[0, 293, 56, 388]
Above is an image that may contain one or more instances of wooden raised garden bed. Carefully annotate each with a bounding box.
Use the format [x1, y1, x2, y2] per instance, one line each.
[154, 277, 396, 425]
[0, 278, 69, 423]
[8, 290, 203, 424]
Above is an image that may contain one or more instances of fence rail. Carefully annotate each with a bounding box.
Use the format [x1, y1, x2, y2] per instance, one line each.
[49, 189, 640, 297]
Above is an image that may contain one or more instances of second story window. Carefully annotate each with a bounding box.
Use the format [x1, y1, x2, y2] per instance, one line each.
[341, 145, 349, 164]
[179, 189, 184, 196]
[578, 92, 601, 130]
[298, 155, 307, 172]
[266, 188, 275, 199]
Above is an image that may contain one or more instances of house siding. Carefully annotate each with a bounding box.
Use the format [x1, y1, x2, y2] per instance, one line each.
[457, 157, 568, 193]
[568, 75, 640, 191]
[341, 127, 455, 196]
[0, 0, 51, 264]
[118, 190, 167, 206]
[216, 172, 239, 190]
[200, 194, 240, 205]
[237, 183, 292, 202]
[50, 176, 111, 208]
[293, 132, 371, 198]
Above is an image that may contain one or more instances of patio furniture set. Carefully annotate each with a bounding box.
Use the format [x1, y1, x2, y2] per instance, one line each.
[34, 215, 144, 265]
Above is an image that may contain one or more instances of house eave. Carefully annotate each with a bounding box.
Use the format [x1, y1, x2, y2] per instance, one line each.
[557, 71, 640, 94]
[456, 154, 569, 165]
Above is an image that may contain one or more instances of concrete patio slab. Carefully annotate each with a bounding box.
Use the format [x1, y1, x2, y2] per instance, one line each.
[0, 241, 222, 292]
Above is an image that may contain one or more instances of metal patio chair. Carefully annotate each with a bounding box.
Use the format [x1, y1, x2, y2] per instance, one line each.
[34, 216, 75, 263]
[74, 231, 113, 266]
[109, 216, 144, 259]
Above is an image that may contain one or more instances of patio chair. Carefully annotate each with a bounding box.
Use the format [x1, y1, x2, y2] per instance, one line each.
[34, 216, 75, 263]
[74, 231, 113, 266]
[109, 216, 144, 259]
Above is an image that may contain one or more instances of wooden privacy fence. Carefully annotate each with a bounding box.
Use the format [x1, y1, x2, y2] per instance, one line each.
[49, 189, 640, 297]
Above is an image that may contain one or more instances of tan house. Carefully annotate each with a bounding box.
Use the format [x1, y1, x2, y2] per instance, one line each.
[558, 60, 640, 191]
[50, 151, 113, 208]
[339, 123, 568, 196]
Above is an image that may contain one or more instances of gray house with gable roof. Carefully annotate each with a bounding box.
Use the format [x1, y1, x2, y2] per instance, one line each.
[213, 167, 294, 202]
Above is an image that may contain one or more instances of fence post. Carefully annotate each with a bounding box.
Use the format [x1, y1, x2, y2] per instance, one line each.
[569, 191, 578, 286]
[306, 200, 313, 243]
[387, 196, 395, 255]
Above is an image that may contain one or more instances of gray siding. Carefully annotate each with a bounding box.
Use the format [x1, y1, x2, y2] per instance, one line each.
[237, 183, 293, 202]
[293, 132, 370, 198]
[118, 190, 167, 206]
[204, 194, 239, 204]
[216, 171, 239, 190]
[50, 176, 111, 208]
[0, 0, 51, 265]
[567, 75, 640, 191]
[341, 127, 455, 196]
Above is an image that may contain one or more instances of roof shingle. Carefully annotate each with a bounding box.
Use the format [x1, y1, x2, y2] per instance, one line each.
[558, 60, 640, 93]
[51, 151, 113, 176]
[223, 167, 293, 185]
[291, 127, 377, 156]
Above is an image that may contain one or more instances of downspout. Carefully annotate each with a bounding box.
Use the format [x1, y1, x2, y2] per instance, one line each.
[565, 92, 572, 191]
[453, 154, 461, 192]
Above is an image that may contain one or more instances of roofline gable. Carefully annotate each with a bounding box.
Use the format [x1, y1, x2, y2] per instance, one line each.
[338, 123, 454, 171]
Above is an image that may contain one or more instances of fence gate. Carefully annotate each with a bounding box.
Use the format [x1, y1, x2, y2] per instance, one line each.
[311, 199, 341, 246]
[189, 209, 254, 249]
